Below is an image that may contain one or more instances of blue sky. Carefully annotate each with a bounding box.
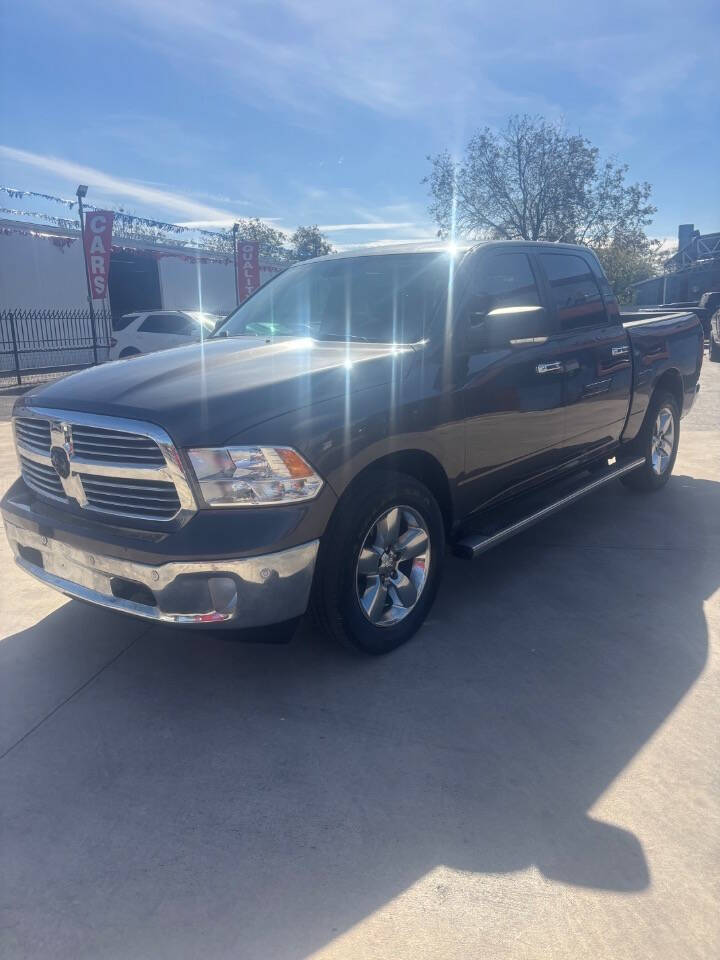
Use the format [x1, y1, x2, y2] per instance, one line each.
[1, 0, 718, 250]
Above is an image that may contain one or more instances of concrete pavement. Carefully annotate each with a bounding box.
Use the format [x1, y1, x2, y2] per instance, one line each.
[1, 362, 719, 960]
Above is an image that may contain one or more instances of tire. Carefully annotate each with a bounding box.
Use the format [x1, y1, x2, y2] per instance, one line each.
[312, 470, 445, 655]
[709, 312, 720, 361]
[620, 391, 680, 492]
[119, 347, 141, 359]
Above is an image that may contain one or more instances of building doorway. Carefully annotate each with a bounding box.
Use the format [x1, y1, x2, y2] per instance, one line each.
[108, 250, 162, 318]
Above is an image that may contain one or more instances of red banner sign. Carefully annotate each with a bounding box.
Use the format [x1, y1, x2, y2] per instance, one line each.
[236, 239, 260, 301]
[83, 210, 114, 299]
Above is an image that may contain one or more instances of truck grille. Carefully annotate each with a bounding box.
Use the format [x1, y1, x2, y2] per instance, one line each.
[15, 417, 52, 455]
[19, 453, 66, 499]
[13, 410, 194, 523]
[70, 424, 166, 465]
[15, 417, 166, 466]
[81, 473, 181, 518]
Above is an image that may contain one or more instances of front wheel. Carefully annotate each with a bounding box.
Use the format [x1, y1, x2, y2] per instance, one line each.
[621, 391, 680, 492]
[312, 471, 445, 654]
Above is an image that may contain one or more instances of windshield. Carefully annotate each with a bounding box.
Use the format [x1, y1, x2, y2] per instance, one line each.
[215, 253, 452, 343]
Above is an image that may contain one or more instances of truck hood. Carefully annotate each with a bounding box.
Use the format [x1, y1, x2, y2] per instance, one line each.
[23, 337, 413, 446]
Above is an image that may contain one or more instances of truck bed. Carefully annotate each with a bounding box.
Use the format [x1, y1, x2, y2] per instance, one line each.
[624, 304, 711, 337]
[620, 309, 703, 441]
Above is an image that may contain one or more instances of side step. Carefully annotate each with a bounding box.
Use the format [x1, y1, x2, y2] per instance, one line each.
[454, 456, 646, 559]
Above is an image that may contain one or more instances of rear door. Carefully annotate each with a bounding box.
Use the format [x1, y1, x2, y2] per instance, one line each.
[537, 251, 632, 461]
[459, 248, 567, 507]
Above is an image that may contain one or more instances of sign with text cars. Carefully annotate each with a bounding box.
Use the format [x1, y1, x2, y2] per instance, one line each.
[83, 210, 114, 300]
[236, 239, 260, 301]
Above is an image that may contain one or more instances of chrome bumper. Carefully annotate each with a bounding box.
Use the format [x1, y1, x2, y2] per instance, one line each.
[3, 518, 318, 627]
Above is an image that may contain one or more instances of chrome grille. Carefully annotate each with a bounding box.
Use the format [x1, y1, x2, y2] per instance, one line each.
[19, 454, 65, 499]
[70, 424, 165, 465]
[13, 408, 195, 523]
[81, 473, 181, 518]
[15, 417, 52, 455]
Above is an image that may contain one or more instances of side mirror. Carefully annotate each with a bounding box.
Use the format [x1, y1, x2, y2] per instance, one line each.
[489, 306, 546, 346]
[464, 305, 548, 352]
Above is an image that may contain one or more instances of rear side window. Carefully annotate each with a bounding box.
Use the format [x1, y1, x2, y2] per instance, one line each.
[139, 312, 194, 335]
[471, 252, 541, 310]
[541, 254, 608, 330]
[112, 313, 139, 331]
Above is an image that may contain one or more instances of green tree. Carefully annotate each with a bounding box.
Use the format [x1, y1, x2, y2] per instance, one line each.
[593, 229, 663, 303]
[290, 224, 334, 261]
[425, 115, 656, 248]
[232, 218, 290, 260]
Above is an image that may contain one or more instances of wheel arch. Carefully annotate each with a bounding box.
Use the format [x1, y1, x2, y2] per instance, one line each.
[652, 368, 684, 416]
[332, 449, 454, 535]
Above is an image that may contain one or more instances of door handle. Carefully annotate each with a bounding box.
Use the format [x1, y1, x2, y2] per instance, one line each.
[536, 361, 564, 374]
[611, 345, 630, 357]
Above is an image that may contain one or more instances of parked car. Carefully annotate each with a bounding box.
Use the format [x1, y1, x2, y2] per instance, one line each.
[2, 241, 703, 654]
[110, 310, 224, 359]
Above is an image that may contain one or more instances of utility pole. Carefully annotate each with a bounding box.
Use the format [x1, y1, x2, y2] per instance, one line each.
[77, 184, 99, 365]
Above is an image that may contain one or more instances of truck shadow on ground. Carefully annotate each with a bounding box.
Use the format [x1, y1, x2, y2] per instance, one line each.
[2, 474, 717, 959]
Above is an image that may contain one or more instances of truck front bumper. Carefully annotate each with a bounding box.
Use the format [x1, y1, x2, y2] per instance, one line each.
[4, 516, 319, 627]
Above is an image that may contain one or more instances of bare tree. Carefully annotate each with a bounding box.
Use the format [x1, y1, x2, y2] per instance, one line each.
[425, 115, 656, 247]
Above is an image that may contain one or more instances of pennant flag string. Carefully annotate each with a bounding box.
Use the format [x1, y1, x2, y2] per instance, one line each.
[1, 184, 231, 240]
[0, 225, 77, 247]
[0, 185, 290, 262]
[1, 206, 80, 230]
[0, 185, 78, 209]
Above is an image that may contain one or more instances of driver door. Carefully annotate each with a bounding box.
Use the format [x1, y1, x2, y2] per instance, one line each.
[458, 248, 567, 510]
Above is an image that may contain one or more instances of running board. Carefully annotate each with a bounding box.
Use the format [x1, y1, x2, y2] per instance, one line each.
[454, 457, 646, 559]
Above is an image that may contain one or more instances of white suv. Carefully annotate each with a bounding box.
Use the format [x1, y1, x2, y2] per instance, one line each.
[110, 310, 223, 359]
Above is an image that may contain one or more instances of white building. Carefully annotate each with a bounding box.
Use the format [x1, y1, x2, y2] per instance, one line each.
[0, 219, 286, 317]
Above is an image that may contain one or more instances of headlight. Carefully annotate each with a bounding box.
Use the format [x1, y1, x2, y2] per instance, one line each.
[187, 446, 323, 507]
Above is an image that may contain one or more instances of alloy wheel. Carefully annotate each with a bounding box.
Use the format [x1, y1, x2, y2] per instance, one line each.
[651, 406, 675, 475]
[355, 505, 431, 626]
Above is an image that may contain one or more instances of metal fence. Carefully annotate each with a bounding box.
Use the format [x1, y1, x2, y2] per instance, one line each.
[0, 308, 113, 387]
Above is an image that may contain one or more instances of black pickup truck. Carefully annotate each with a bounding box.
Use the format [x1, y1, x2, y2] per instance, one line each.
[2, 241, 703, 654]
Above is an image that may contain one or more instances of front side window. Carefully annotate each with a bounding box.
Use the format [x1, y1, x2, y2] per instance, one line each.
[471, 252, 541, 311]
[216, 253, 453, 343]
[541, 254, 607, 330]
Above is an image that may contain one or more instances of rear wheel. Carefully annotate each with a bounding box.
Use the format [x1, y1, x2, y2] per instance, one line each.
[621, 391, 680, 492]
[313, 471, 445, 654]
[119, 347, 141, 359]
